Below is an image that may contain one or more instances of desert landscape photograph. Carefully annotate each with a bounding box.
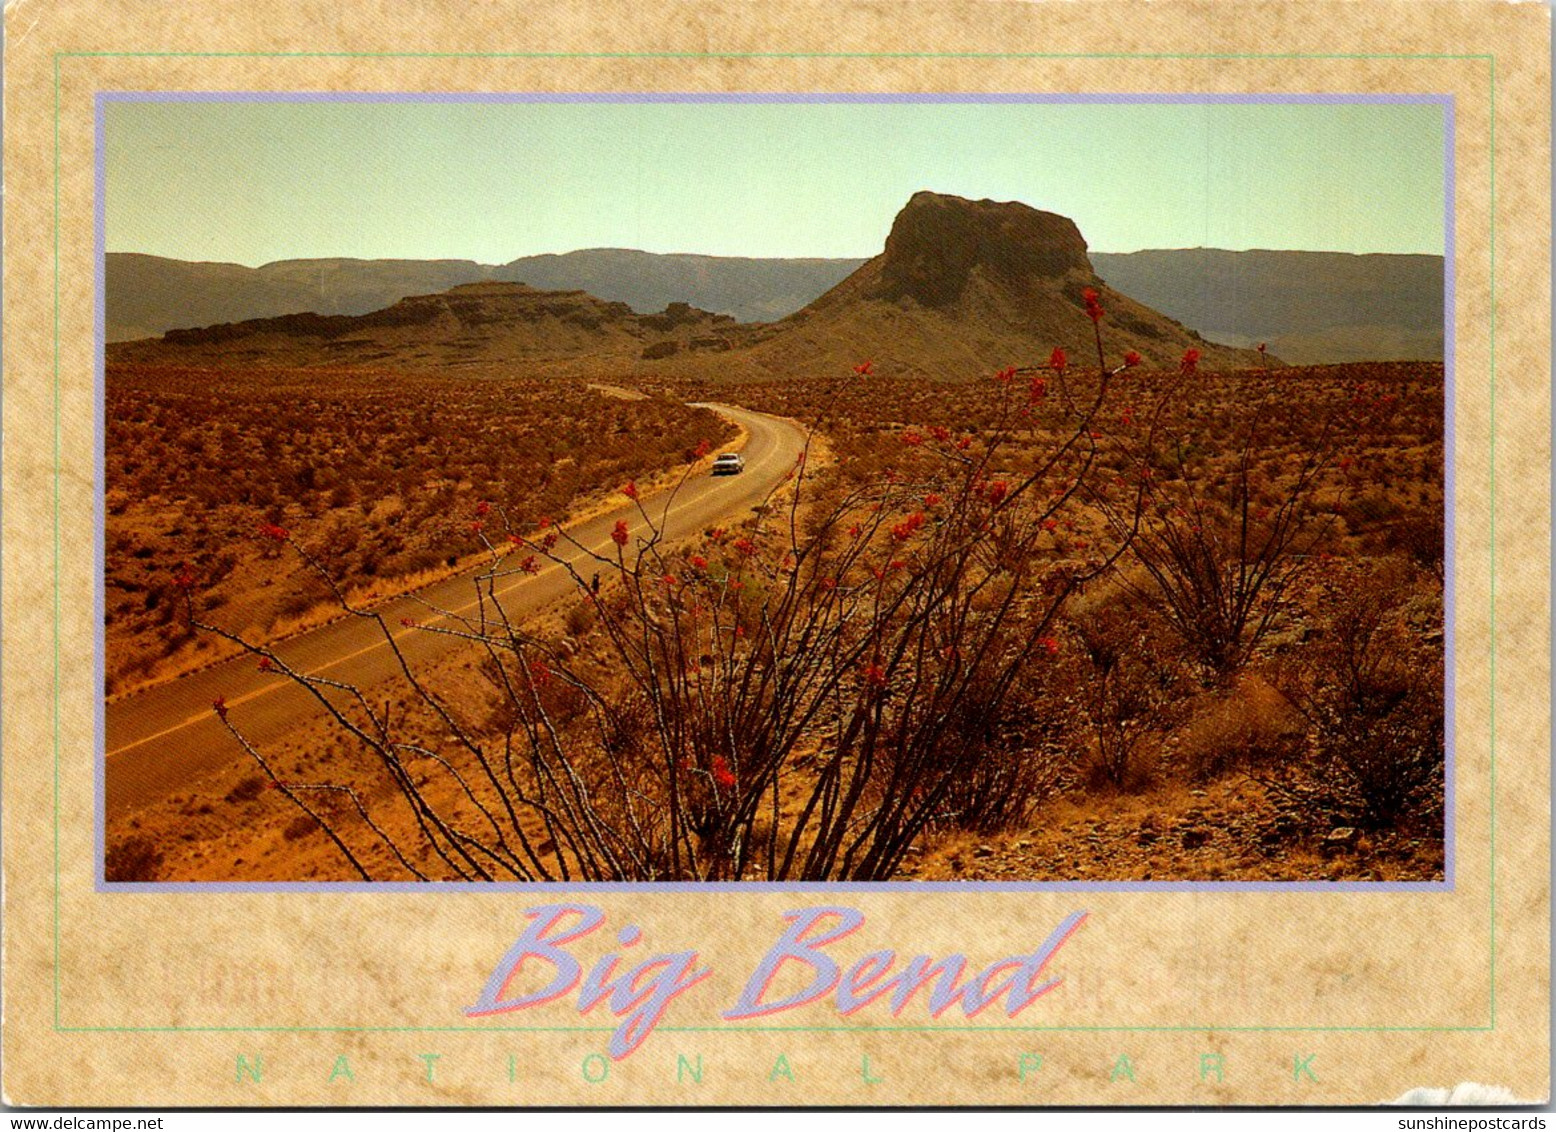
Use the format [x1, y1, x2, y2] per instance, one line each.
[101, 97, 1447, 884]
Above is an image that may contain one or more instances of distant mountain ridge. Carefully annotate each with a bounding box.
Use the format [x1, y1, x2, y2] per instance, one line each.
[107, 221, 1444, 366]
[495, 249, 865, 325]
[108, 192, 1266, 380]
[105, 250, 865, 342]
[106, 245, 1443, 365]
[105, 254, 499, 343]
[1091, 248, 1444, 364]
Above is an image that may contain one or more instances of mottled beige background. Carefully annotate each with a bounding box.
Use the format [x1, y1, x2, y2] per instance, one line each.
[3, 0, 1549, 1108]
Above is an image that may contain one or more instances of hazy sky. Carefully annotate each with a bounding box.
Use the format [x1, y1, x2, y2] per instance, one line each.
[104, 98, 1446, 265]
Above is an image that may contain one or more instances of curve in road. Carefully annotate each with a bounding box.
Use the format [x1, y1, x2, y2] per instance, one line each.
[104, 402, 811, 820]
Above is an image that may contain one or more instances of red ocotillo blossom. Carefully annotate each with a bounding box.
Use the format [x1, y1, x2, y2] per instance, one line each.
[891, 512, 927, 541]
[611, 520, 629, 548]
[1082, 287, 1105, 323]
[712, 756, 736, 789]
[1180, 348, 1201, 375]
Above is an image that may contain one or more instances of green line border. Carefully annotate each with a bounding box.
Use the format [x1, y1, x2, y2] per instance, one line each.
[57, 50, 1493, 1044]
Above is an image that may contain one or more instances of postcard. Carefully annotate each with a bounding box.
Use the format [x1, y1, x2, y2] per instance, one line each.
[2, 0, 1549, 1109]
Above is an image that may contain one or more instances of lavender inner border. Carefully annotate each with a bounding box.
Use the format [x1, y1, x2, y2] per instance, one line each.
[91, 91, 1459, 894]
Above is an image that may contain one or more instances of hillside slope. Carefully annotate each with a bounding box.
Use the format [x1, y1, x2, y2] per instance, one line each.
[725, 192, 1265, 380]
[106, 282, 743, 371]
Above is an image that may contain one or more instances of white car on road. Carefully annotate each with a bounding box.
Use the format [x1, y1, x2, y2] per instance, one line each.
[711, 452, 746, 475]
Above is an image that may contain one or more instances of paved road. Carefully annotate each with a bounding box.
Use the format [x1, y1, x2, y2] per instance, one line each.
[104, 403, 810, 819]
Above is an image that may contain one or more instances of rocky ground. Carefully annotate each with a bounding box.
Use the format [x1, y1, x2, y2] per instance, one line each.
[904, 773, 1444, 883]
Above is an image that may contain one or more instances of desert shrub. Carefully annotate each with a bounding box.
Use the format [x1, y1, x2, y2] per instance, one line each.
[282, 814, 320, 841]
[1384, 511, 1445, 583]
[225, 775, 266, 804]
[1342, 490, 1403, 529]
[276, 575, 335, 620]
[105, 834, 164, 882]
[1264, 566, 1444, 831]
[564, 601, 596, 638]
[1172, 678, 1306, 781]
[917, 669, 1073, 835]
[599, 693, 655, 763]
[1068, 595, 1188, 791]
[1111, 388, 1396, 677]
[930, 736, 1064, 835]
